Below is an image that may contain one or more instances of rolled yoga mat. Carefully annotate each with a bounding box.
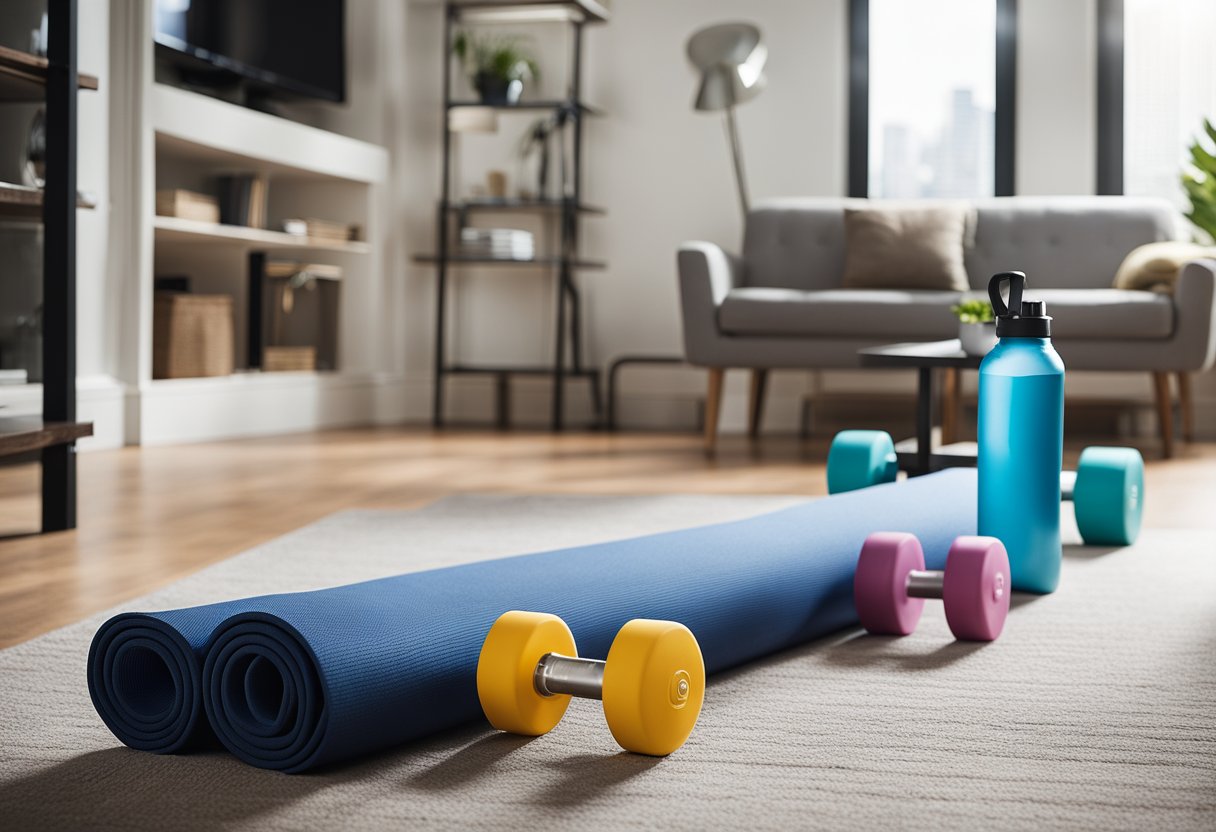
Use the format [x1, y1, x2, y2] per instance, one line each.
[88, 468, 977, 772]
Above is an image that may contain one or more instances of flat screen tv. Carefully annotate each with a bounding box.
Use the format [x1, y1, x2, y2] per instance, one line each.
[154, 0, 346, 104]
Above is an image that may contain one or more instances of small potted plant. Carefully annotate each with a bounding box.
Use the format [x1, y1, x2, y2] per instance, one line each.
[452, 31, 540, 106]
[951, 298, 998, 356]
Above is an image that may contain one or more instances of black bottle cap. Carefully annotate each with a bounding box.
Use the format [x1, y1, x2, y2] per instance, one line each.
[988, 271, 1052, 338]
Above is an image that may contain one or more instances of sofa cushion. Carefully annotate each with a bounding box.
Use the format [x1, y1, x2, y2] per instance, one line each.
[717, 287, 1175, 341]
[1034, 289, 1174, 340]
[741, 200, 853, 291]
[718, 288, 963, 339]
[842, 205, 972, 291]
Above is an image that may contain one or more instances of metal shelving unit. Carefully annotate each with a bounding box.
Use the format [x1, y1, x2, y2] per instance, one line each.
[0, 0, 94, 532]
[416, 0, 608, 430]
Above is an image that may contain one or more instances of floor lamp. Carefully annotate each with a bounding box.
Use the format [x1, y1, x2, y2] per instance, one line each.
[686, 23, 767, 216]
[606, 25, 769, 430]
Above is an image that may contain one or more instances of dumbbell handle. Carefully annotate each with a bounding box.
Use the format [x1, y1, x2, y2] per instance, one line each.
[535, 652, 605, 700]
[906, 569, 945, 600]
[1060, 470, 1076, 502]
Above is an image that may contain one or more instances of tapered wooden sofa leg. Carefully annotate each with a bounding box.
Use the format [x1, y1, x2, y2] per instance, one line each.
[704, 368, 725, 454]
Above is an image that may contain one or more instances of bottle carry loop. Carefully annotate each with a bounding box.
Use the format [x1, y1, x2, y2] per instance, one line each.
[988, 271, 1025, 319]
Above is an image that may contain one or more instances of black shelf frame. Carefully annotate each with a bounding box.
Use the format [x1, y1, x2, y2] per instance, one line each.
[0, 1, 90, 532]
[446, 197, 605, 215]
[4, 0, 89, 533]
[428, 0, 606, 431]
[446, 99, 604, 116]
[40, 0, 79, 531]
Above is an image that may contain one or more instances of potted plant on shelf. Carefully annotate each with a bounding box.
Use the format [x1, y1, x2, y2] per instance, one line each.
[452, 31, 540, 106]
[951, 299, 997, 356]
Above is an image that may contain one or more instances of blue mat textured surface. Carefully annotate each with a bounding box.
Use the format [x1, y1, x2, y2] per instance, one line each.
[88, 469, 977, 772]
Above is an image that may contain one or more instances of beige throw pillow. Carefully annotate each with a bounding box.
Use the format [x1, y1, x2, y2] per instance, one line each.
[842, 204, 972, 291]
[1113, 241, 1216, 293]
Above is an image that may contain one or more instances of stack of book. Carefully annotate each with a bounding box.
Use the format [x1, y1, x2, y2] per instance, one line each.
[282, 218, 358, 244]
[458, 227, 535, 260]
[155, 189, 220, 224]
[216, 174, 268, 228]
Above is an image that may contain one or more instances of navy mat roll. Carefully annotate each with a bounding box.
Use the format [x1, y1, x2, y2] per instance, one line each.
[88, 468, 977, 771]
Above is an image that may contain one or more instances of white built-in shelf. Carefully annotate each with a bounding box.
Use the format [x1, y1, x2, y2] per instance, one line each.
[133, 74, 394, 446]
[153, 215, 371, 254]
[153, 84, 388, 184]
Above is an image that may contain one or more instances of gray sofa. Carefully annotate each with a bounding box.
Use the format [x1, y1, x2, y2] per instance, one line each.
[678, 196, 1216, 455]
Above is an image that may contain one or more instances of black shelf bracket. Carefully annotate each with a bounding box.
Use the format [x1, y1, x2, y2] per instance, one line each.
[40, 0, 80, 532]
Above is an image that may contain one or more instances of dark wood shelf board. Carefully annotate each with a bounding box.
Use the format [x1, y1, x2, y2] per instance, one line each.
[446, 99, 603, 116]
[0, 45, 98, 103]
[451, 0, 610, 24]
[0, 181, 96, 220]
[414, 254, 606, 269]
[0, 417, 93, 458]
[448, 198, 605, 215]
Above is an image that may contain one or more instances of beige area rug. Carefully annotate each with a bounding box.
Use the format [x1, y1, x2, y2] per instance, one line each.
[1, 494, 1214, 831]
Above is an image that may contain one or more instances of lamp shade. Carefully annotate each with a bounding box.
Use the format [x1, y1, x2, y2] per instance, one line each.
[686, 23, 767, 112]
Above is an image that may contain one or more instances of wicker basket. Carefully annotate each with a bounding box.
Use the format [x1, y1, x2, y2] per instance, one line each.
[153, 293, 234, 379]
[263, 346, 317, 372]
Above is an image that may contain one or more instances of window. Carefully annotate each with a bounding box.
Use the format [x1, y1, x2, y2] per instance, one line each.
[848, 0, 1015, 198]
[869, 0, 995, 198]
[1122, 0, 1216, 209]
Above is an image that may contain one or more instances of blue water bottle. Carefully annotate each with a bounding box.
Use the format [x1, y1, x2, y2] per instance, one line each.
[978, 271, 1065, 594]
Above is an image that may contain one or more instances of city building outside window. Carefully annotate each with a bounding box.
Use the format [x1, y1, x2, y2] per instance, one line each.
[868, 0, 996, 199]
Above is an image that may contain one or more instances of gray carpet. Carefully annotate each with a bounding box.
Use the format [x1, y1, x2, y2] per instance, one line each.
[1, 493, 1214, 831]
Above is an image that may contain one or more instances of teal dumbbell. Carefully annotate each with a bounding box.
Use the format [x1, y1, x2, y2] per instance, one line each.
[826, 430, 1144, 546]
[826, 430, 901, 495]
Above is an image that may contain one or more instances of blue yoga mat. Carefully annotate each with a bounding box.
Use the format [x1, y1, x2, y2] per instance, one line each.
[88, 468, 977, 772]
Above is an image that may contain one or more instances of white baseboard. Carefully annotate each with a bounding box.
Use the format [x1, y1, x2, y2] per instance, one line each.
[133, 372, 409, 446]
[0, 375, 126, 451]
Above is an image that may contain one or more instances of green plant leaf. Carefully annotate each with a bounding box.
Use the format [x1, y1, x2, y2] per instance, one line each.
[950, 299, 994, 324]
[452, 31, 539, 83]
[1190, 141, 1216, 173]
[1182, 117, 1216, 240]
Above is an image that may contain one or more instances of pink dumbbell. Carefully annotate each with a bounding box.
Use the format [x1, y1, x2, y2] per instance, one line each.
[854, 532, 1010, 642]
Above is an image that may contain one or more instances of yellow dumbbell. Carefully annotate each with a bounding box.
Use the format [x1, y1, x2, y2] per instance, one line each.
[476, 610, 705, 756]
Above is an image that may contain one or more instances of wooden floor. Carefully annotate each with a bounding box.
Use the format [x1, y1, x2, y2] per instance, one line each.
[1, 428, 1214, 648]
